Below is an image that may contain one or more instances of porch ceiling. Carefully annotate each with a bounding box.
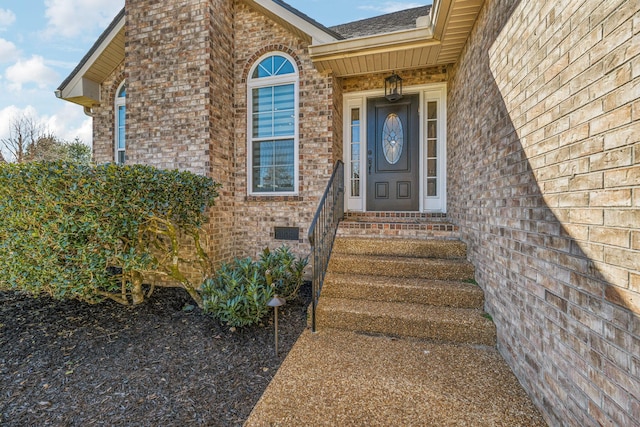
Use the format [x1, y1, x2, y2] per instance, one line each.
[309, 0, 485, 77]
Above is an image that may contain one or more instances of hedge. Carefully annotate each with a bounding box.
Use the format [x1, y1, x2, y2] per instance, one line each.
[0, 161, 220, 307]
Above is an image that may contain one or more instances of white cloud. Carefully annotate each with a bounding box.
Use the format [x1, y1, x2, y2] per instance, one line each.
[0, 8, 16, 30]
[0, 105, 39, 161]
[44, 0, 124, 38]
[0, 38, 20, 63]
[0, 104, 92, 160]
[358, 2, 424, 14]
[0, 105, 36, 140]
[45, 103, 92, 144]
[5, 55, 58, 91]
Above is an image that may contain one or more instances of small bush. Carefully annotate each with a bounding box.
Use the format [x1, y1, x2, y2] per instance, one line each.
[201, 259, 274, 327]
[202, 246, 308, 327]
[259, 246, 307, 300]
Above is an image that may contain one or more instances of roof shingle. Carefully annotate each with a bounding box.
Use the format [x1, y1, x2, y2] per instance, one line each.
[329, 5, 432, 39]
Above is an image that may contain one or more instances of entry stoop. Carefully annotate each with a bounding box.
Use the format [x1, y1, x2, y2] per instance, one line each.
[314, 232, 496, 346]
[246, 214, 546, 426]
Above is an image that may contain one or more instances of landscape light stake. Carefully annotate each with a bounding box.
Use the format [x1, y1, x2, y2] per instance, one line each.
[268, 295, 286, 357]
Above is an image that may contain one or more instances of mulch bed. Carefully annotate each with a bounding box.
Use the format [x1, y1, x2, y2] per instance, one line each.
[0, 284, 311, 426]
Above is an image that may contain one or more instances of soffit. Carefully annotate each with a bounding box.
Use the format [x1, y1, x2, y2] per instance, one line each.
[435, 0, 485, 64]
[309, 0, 485, 77]
[83, 28, 125, 84]
[57, 14, 125, 108]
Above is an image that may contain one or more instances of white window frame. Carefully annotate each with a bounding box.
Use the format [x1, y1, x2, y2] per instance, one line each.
[422, 86, 447, 212]
[342, 82, 447, 213]
[345, 98, 365, 211]
[114, 80, 126, 164]
[247, 52, 300, 196]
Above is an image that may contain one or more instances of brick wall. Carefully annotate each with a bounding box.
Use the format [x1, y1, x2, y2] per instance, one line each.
[95, 0, 237, 267]
[93, 62, 124, 163]
[341, 66, 449, 94]
[124, 0, 214, 175]
[91, 0, 339, 265]
[448, 0, 639, 425]
[232, 2, 336, 260]
[203, 0, 235, 265]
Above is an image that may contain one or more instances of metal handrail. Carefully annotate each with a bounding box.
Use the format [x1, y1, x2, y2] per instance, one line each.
[308, 160, 344, 332]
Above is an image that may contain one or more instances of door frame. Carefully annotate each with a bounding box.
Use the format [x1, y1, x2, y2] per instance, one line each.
[343, 82, 447, 213]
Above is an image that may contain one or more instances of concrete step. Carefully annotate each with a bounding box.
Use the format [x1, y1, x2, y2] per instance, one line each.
[328, 254, 475, 281]
[333, 237, 467, 259]
[315, 297, 496, 346]
[322, 272, 484, 309]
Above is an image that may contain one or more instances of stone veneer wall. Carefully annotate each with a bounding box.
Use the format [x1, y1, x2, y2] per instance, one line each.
[231, 1, 336, 260]
[448, 0, 639, 425]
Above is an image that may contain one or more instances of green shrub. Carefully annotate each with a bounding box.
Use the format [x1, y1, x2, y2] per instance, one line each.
[259, 246, 307, 300]
[201, 258, 274, 327]
[0, 161, 220, 307]
[201, 246, 308, 327]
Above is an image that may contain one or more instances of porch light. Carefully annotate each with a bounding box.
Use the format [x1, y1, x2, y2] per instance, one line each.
[385, 72, 403, 102]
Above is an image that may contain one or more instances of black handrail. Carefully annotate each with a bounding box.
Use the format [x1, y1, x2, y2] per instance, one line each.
[308, 160, 344, 332]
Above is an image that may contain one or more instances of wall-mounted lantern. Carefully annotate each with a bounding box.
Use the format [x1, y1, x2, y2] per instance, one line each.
[385, 72, 403, 102]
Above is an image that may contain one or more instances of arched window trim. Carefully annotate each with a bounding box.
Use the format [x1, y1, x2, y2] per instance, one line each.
[114, 80, 126, 164]
[247, 52, 299, 196]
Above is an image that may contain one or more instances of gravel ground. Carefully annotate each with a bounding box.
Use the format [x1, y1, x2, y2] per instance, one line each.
[0, 284, 310, 426]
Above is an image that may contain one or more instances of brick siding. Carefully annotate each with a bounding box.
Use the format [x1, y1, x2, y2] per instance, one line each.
[92, 63, 124, 163]
[448, 0, 639, 424]
[231, 2, 336, 260]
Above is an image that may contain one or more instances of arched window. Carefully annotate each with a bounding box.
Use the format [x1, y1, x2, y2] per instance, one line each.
[247, 53, 298, 194]
[114, 81, 126, 164]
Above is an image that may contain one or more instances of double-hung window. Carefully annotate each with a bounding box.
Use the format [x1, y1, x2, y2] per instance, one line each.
[248, 54, 298, 194]
[114, 81, 126, 164]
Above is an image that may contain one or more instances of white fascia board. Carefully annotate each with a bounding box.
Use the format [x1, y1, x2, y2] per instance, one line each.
[66, 77, 101, 102]
[430, 0, 454, 41]
[309, 26, 436, 60]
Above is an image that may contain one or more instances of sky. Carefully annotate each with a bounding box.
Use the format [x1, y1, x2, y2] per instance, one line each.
[0, 1, 426, 155]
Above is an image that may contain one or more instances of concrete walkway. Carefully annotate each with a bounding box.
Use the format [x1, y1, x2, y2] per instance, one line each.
[245, 329, 546, 426]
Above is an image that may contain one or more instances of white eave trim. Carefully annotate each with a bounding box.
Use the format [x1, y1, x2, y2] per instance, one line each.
[249, 0, 339, 44]
[430, 0, 454, 41]
[309, 26, 436, 61]
[57, 15, 125, 104]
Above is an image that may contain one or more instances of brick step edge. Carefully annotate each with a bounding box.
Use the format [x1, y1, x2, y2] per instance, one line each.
[343, 212, 450, 222]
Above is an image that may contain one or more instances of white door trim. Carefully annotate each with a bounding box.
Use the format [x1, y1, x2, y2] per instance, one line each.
[342, 82, 447, 213]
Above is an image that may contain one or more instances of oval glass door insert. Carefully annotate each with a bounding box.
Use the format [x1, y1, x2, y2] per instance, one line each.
[382, 113, 403, 164]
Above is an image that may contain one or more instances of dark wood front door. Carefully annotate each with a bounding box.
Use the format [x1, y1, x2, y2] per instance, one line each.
[367, 95, 419, 211]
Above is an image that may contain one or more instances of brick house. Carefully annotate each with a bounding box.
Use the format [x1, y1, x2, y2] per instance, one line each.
[56, 0, 639, 425]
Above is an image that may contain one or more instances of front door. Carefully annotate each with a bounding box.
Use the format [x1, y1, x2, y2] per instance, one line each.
[366, 95, 419, 211]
